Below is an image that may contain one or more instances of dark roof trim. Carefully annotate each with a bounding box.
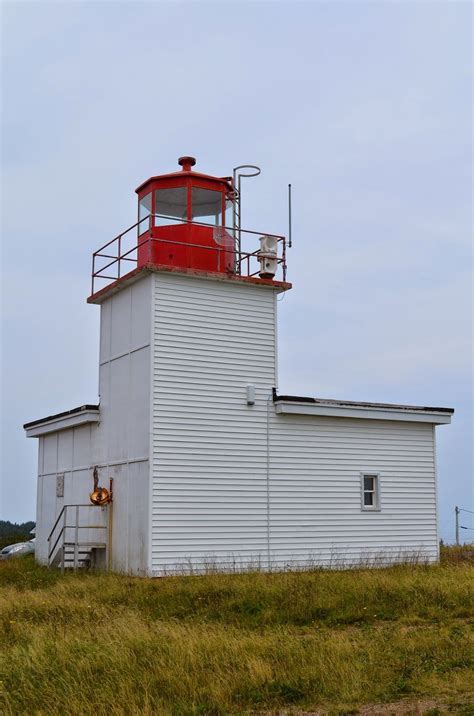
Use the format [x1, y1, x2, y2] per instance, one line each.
[272, 389, 454, 414]
[23, 404, 100, 429]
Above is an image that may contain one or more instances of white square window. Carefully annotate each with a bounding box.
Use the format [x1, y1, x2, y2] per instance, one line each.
[361, 473, 380, 510]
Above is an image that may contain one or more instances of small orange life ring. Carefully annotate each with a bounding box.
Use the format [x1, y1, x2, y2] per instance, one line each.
[89, 487, 111, 506]
[89, 467, 112, 505]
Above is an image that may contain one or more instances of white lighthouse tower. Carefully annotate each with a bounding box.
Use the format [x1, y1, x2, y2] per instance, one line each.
[25, 157, 453, 575]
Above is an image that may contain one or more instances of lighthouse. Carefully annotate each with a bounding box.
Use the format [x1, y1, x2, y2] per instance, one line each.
[25, 157, 453, 575]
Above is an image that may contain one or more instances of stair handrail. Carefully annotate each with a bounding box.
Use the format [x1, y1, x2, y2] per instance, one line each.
[47, 505, 67, 562]
[48, 504, 66, 545]
[47, 503, 94, 563]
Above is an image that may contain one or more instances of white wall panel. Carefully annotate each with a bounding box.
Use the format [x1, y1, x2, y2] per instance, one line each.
[151, 273, 278, 574]
[106, 460, 149, 574]
[99, 275, 151, 465]
[110, 286, 131, 358]
[126, 461, 149, 574]
[72, 425, 93, 468]
[268, 414, 438, 566]
[99, 298, 111, 364]
[57, 430, 73, 472]
[42, 434, 58, 474]
[129, 347, 151, 458]
[108, 356, 130, 463]
[35, 474, 57, 564]
[131, 276, 151, 347]
[96, 276, 152, 573]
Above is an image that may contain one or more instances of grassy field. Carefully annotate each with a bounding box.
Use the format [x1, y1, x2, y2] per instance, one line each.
[1, 547, 473, 715]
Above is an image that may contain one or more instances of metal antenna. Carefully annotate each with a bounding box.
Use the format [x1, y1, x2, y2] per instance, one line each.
[288, 183, 292, 248]
[232, 164, 261, 274]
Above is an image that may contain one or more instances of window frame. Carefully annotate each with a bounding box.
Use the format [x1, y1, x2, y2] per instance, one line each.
[153, 186, 188, 226]
[137, 192, 152, 236]
[360, 473, 381, 511]
[190, 186, 225, 227]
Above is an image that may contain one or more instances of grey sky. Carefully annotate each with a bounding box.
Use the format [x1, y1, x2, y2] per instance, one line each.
[1, 1, 472, 541]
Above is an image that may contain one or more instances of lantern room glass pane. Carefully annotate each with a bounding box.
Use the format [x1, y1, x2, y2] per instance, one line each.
[224, 198, 234, 230]
[154, 187, 187, 227]
[138, 193, 152, 235]
[192, 188, 223, 226]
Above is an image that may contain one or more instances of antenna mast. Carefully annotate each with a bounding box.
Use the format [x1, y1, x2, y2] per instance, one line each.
[288, 183, 292, 248]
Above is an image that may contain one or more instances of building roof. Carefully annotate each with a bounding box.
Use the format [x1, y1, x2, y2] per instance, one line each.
[272, 390, 454, 424]
[272, 390, 454, 413]
[24, 404, 100, 429]
[24, 404, 100, 437]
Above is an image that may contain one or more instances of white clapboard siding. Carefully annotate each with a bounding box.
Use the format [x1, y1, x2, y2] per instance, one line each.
[150, 271, 440, 574]
[151, 273, 277, 574]
[268, 415, 438, 566]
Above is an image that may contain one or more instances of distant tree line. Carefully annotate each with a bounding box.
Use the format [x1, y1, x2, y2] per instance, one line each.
[0, 520, 35, 549]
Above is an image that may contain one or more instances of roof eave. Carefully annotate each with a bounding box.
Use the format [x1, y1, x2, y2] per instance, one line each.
[135, 172, 233, 194]
[24, 405, 100, 437]
[273, 393, 453, 425]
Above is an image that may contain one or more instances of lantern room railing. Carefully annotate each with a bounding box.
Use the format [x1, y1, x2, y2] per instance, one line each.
[90, 215, 287, 296]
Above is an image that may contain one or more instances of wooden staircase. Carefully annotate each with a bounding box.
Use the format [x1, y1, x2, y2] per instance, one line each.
[48, 504, 109, 572]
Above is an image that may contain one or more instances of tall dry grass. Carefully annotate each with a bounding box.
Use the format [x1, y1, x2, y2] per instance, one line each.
[1, 549, 473, 715]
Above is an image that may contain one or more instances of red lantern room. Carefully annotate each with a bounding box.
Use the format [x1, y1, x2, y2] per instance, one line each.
[89, 157, 289, 300]
[135, 156, 235, 274]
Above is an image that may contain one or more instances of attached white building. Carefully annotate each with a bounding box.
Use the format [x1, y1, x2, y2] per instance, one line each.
[24, 157, 454, 575]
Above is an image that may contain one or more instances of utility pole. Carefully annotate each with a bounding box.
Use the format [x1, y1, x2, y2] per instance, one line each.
[455, 506, 460, 546]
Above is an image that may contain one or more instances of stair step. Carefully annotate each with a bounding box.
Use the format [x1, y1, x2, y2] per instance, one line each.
[49, 542, 107, 568]
[63, 542, 106, 549]
[62, 557, 89, 563]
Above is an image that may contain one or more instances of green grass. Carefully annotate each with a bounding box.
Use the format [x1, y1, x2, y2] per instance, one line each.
[1, 547, 473, 715]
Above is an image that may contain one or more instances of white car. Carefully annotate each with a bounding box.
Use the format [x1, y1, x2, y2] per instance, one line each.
[0, 539, 35, 560]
